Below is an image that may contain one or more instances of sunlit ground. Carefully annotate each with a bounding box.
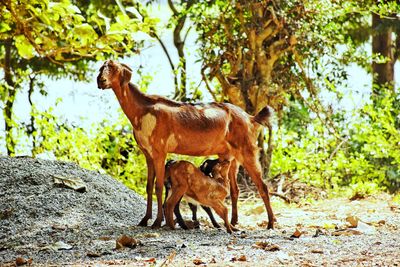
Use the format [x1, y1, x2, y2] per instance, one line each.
[180, 193, 400, 233]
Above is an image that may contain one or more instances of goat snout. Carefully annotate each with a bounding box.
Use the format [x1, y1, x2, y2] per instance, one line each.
[97, 76, 107, 89]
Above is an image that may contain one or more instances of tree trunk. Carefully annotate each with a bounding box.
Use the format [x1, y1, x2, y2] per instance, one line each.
[168, 0, 195, 101]
[372, 13, 394, 97]
[3, 39, 16, 156]
[28, 75, 38, 157]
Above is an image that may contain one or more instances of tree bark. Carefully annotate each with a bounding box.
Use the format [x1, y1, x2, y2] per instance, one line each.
[168, 0, 196, 101]
[3, 39, 17, 156]
[372, 13, 394, 96]
[28, 75, 38, 156]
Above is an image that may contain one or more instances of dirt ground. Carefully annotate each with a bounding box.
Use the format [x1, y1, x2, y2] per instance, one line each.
[1, 156, 400, 266]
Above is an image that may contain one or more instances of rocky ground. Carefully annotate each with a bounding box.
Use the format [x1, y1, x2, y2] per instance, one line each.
[1, 156, 399, 266]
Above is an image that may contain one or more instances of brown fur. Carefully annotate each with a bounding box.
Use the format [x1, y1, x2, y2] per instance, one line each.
[164, 160, 237, 233]
[97, 60, 275, 229]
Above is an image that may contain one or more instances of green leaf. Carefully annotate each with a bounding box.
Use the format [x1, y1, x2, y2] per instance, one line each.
[14, 35, 36, 59]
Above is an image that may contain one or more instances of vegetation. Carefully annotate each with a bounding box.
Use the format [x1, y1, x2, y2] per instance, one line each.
[1, 0, 399, 197]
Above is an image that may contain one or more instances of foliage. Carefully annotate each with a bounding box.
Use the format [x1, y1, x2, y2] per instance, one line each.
[0, 0, 153, 62]
[29, 106, 148, 195]
[1, 0, 400, 197]
[271, 87, 400, 194]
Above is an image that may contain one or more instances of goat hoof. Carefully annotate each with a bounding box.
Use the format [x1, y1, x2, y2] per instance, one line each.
[232, 226, 240, 232]
[230, 219, 238, 226]
[138, 217, 149, 227]
[151, 219, 162, 229]
[212, 223, 222, 229]
[267, 222, 274, 230]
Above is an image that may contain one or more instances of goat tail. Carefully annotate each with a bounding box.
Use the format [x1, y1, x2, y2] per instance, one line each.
[253, 105, 273, 127]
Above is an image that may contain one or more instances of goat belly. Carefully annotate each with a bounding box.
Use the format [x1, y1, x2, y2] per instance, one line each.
[184, 195, 203, 207]
[169, 137, 228, 156]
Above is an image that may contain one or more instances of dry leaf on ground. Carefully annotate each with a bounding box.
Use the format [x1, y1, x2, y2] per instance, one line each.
[346, 216, 359, 228]
[231, 255, 247, 262]
[253, 241, 280, 251]
[116, 235, 140, 249]
[332, 229, 362, 236]
[15, 257, 32, 266]
[291, 228, 302, 238]
[193, 258, 206, 265]
[53, 175, 86, 192]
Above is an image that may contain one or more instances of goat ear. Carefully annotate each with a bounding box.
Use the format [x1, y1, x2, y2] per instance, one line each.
[120, 67, 132, 86]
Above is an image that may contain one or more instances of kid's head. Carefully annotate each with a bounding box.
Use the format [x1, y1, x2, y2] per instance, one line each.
[212, 160, 231, 180]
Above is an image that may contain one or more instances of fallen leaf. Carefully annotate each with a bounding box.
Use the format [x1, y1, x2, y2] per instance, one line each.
[142, 232, 160, 238]
[143, 258, 156, 263]
[53, 175, 86, 192]
[257, 220, 269, 228]
[51, 224, 67, 230]
[231, 255, 247, 262]
[193, 258, 206, 265]
[313, 228, 328, 237]
[311, 249, 323, 254]
[253, 241, 280, 251]
[322, 223, 337, 230]
[265, 244, 280, 251]
[346, 216, 359, 228]
[50, 241, 73, 251]
[116, 235, 140, 249]
[290, 228, 302, 238]
[390, 205, 399, 212]
[15, 257, 27, 266]
[332, 229, 362, 236]
[86, 251, 102, 258]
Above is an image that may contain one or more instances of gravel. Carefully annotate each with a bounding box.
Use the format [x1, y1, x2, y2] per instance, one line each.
[0, 156, 147, 264]
[1, 156, 400, 266]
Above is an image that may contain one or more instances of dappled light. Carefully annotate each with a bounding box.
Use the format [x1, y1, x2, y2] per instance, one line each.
[1, 0, 399, 265]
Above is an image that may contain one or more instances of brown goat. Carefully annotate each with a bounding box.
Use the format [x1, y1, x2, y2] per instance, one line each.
[164, 159, 223, 230]
[164, 160, 237, 233]
[96, 60, 275, 229]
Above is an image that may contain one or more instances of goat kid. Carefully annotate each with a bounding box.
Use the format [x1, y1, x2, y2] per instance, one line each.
[164, 160, 238, 233]
[97, 60, 275, 229]
[164, 159, 222, 229]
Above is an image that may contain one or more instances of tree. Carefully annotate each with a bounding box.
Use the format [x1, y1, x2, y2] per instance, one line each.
[140, 0, 197, 101]
[192, 0, 307, 179]
[371, 5, 400, 99]
[0, 0, 154, 155]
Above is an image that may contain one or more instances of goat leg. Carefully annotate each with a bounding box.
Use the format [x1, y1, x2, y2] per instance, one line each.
[189, 203, 198, 221]
[139, 157, 155, 226]
[202, 206, 221, 228]
[244, 160, 275, 229]
[229, 160, 240, 225]
[174, 198, 190, 230]
[151, 157, 166, 229]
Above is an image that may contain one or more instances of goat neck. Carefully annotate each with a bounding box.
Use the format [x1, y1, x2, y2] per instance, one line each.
[111, 81, 149, 129]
